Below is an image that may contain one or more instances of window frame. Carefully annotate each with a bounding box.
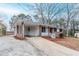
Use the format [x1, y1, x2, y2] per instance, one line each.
[42, 27, 46, 32]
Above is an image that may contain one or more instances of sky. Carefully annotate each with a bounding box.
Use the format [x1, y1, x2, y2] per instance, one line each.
[0, 3, 35, 31]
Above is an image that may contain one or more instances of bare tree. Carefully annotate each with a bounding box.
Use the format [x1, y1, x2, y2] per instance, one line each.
[65, 3, 78, 36]
[34, 3, 64, 24]
[34, 4, 45, 24]
[58, 18, 66, 28]
[9, 15, 18, 31]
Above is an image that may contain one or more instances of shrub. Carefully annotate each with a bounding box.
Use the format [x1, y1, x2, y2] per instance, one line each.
[59, 33, 64, 38]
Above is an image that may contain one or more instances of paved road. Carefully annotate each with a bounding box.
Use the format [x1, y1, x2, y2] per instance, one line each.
[27, 37, 79, 56]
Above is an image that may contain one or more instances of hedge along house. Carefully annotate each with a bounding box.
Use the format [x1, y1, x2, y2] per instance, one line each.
[14, 19, 63, 39]
[0, 22, 6, 36]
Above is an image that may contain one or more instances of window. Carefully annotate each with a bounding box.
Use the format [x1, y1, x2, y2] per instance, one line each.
[50, 28, 52, 33]
[28, 27, 30, 32]
[54, 28, 57, 32]
[42, 27, 46, 32]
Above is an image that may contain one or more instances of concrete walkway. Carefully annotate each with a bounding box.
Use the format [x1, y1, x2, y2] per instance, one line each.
[27, 37, 79, 56]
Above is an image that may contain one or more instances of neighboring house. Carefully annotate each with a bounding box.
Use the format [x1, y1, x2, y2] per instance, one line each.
[14, 19, 63, 39]
[0, 23, 6, 36]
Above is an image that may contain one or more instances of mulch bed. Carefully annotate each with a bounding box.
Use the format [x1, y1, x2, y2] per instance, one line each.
[42, 36, 65, 41]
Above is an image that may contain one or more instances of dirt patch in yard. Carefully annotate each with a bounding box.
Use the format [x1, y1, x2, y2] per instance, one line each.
[42, 37, 79, 51]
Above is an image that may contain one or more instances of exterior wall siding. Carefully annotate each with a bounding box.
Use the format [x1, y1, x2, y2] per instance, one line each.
[24, 26, 40, 36]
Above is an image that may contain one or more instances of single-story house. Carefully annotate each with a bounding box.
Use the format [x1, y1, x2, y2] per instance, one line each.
[0, 22, 6, 36]
[14, 19, 63, 39]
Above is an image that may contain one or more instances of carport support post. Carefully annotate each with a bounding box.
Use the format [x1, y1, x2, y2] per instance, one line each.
[48, 27, 50, 37]
[22, 22, 24, 39]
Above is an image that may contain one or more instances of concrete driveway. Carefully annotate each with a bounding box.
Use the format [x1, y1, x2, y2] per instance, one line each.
[27, 37, 79, 56]
[0, 36, 46, 56]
